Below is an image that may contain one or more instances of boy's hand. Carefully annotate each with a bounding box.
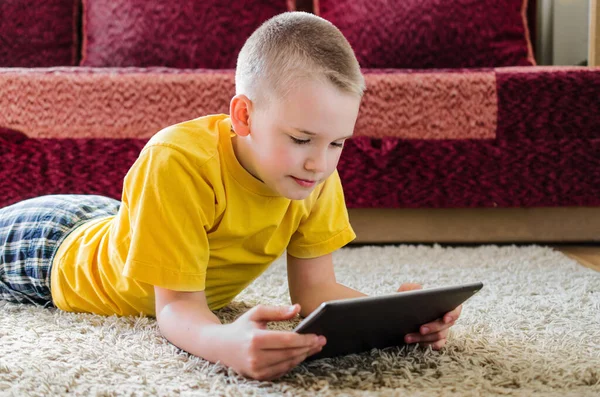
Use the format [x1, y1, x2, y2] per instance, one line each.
[222, 304, 326, 381]
[397, 283, 462, 350]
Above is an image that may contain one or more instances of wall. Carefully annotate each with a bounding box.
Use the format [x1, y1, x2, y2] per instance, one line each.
[536, 0, 590, 65]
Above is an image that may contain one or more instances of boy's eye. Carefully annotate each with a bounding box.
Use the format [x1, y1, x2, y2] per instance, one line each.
[290, 136, 310, 145]
[290, 136, 345, 148]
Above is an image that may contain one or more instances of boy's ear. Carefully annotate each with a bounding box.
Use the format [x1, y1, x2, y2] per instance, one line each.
[229, 94, 253, 137]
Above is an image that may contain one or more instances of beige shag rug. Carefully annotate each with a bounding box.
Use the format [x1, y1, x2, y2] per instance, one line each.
[1, 244, 599, 396]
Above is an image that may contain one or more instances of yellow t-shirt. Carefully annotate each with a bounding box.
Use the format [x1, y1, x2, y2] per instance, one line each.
[50, 114, 356, 316]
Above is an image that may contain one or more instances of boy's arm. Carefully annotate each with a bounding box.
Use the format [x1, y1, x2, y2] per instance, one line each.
[286, 252, 366, 317]
[154, 287, 224, 362]
[154, 287, 325, 380]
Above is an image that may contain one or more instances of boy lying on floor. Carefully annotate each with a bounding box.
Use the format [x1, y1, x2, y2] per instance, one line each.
[0, 12, 461, 381]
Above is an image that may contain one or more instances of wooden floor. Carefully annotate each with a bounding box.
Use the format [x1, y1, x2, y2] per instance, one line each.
[553, 245, 600, 271]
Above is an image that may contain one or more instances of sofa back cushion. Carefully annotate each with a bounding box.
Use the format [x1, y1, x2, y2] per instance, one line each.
[0, 0, 79, 67]
[80, 0, 292, 68]
[315, 0, 536, 68]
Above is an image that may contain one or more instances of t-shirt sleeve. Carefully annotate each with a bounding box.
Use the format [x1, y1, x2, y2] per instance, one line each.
[287, 170, 356, 259]
[120, 144, 216, 291]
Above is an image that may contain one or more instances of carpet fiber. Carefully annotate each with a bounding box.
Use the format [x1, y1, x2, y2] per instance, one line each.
[1, 244, 599, 396]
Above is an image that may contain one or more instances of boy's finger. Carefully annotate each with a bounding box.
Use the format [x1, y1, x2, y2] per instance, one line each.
[405, 329, 449, 344]
[257, 345, 313, 370]
[258, 343, 323, 371]
[247, 304, 300, 322]
[408, 329, 449, 343]
[306, 344, 324, 357]
[397, 283, 423, 292]
[444, 305, 463, 323]
[276, 345, 322, 377]
[254, 329, 325, 350]
[422, 339, 447, 350]
[420, 318, 455, 334]
[255, 350, 310, 381]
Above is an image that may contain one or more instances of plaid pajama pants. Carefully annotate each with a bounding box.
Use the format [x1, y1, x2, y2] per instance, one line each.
[0, 195, 120, 306]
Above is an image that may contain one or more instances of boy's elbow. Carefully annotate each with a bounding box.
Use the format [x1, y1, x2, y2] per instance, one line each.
[153, 286, 215, 326]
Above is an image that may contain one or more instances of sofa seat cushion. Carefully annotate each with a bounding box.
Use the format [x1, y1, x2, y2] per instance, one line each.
[340, 137, 600, 208]
[2, 133, 599, 209]
[0, 132, 145, 208]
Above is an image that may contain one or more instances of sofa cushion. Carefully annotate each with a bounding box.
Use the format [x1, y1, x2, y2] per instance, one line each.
[80, 0, 292, 68]
[315, 0, 536, 68]
[0, 0, 79, 67]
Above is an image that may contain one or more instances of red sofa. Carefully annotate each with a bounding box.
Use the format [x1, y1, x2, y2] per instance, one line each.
[1, 0, 599, 243]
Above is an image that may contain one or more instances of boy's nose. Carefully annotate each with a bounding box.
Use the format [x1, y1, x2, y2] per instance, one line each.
[304, 151, 327, 173]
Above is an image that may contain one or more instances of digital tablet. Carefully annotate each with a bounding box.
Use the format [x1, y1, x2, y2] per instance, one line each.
[294, 282, 483, 360]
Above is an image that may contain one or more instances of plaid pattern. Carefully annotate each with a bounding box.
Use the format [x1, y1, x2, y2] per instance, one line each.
[0, 195, 120, 306]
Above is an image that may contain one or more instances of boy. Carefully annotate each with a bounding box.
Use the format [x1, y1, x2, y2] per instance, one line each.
[0, 12, 461, 381]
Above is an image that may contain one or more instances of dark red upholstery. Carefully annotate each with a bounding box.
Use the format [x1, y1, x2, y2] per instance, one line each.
[0, 0, 79, 67]
[316, 0, 535, 68]
[80, 0, 290, 68]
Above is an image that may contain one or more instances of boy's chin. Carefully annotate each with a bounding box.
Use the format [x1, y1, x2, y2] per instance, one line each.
[276, 183, 315, 201]
[284, 191, 313, 201]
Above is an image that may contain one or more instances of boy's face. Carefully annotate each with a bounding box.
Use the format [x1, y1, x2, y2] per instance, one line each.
[236, 78, 361, 200]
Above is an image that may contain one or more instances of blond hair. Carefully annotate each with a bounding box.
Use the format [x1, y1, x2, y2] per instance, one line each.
[235, 12, 365, 108]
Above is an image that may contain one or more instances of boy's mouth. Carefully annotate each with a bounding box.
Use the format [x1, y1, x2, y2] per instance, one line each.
[290, 176, 316, 188]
